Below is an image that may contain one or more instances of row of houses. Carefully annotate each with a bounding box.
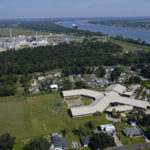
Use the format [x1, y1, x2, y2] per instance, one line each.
[62, 84, 150, 117]
[50, 121, 144, 149]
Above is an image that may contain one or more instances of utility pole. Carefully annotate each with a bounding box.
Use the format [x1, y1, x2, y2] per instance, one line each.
[9, 27, 12, 41]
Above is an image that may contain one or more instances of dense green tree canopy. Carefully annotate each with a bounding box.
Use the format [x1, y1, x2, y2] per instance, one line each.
[75, 81, 88, 89]
[62, 79, 72, 90]
[146, 128, 150, 139]
[0, 41, 123, 76]
[0, 41, 149, 78]
[110, 68, 122, 81]
[0, 133, 15, 150]
[95, 66, 106, 78]
[89, 133, 115, 150]
[24, 137, 50, 150]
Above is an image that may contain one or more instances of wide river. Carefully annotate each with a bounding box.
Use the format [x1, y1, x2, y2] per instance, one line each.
[59, 20, 150, 42]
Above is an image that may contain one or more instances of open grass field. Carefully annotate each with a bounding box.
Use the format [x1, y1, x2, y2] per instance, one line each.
[0, 92, 146, 149]
[0, 92, 109, 149]
[110, 39, 150, 52]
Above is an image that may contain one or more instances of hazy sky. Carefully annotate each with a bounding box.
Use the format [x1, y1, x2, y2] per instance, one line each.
[0, 0, 150, 19]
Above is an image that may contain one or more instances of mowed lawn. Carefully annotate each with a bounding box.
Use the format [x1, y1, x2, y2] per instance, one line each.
[0, 93, 109, 141]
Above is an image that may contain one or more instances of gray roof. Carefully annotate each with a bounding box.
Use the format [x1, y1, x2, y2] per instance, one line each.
[52, 135, 68, 149]
[62, 84, 150, 117]
[80, 137, 90, 146]
[106, 105, 133, 112]
[105, 84, 126, 94]
[122, 127, 141, 137]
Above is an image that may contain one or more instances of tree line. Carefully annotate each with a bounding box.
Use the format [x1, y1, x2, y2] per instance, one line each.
[0, 41, 150, 77]
[112, 35, 150, 47]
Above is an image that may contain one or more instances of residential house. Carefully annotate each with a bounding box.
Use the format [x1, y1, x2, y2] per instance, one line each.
[122, 127, 141, 137]
[38, 77, 45, 82]
[50, 84, 58, 90]
[80, 137, 90, 147]
[51, 133, 68, 150]
[100, 124, 116, 133]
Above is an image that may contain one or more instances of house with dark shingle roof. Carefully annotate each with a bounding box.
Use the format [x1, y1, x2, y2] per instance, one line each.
[80, 137, 90, 147]
[122, 127, 141, 137]
[52, 133, 68, 150]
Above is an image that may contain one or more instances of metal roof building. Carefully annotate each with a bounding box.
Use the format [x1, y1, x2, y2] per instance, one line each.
[62, 84, 150, 117]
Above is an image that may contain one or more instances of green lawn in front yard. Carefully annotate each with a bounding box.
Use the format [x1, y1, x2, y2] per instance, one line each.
[13, 140, 25, 150]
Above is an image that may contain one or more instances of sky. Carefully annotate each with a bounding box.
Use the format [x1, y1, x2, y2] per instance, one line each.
[0, 0, 150, 19]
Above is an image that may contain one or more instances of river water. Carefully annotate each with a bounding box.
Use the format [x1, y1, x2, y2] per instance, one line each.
[59, 20, 150, 42]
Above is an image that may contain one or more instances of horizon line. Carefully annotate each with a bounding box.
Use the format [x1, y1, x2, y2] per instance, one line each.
[0, 16, 150, 20]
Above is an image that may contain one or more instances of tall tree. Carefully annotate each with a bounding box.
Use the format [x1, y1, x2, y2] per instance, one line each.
[89, 133, 115, 150]
[0, 133, 15, 150]
[24, 137, 50, 150]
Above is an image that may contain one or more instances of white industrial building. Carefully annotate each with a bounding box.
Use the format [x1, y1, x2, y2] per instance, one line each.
[62, 84, 150, 117]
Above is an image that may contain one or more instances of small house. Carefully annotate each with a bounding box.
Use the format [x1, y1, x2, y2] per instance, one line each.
[80, 137, 90, 147]
[50, 84, 58, 90]
[52, 133, 68, 150]
[38, 77, 45, 82]
[100, 124, 116, 133]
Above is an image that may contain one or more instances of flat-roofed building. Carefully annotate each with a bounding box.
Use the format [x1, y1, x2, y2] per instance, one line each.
[106, 105, 133, 113]
[100, 124, 116, 132]
[62, 84, 150, 117]
[105, 84, 126, 94]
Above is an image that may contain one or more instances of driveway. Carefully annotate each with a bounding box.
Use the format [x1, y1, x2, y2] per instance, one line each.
[106, 113, 121, 122]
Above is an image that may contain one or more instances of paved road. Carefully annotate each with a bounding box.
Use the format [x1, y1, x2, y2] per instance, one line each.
[112, 143, 150, 150]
